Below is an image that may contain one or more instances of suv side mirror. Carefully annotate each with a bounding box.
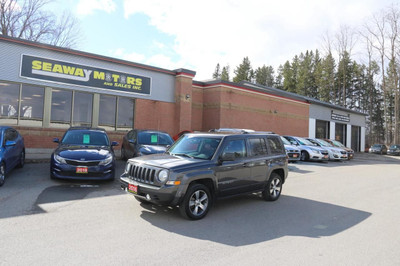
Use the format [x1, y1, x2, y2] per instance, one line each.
[220, 152, 236, 162]
[128, 139, 136, 144]
[53, 138, 60, 143]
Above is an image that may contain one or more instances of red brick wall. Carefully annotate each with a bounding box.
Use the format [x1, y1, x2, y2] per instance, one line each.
[201, 85, 309, 135]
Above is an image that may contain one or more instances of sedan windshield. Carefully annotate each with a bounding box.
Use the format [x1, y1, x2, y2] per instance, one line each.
[315, 139, 333, 147]
[296, 137, 315, 146]
[168, 135, 222, 160]
[331, 140, 345, 147]
[390, 145, 400, 149]
[138, 132, 173, 145]
[62, 130, 109, 146]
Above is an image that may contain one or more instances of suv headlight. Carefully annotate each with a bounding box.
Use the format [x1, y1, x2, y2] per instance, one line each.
[54, 154, 66, 164]
[124, 163, 131, 174]
[99, 155, 113, 166]
[157, 169, 169, 183]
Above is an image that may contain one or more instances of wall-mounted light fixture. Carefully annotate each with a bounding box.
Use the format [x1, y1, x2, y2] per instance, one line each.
[185, 94, 191, 100]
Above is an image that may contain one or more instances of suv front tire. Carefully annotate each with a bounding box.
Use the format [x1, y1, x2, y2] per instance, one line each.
[179, 183, 212, 220]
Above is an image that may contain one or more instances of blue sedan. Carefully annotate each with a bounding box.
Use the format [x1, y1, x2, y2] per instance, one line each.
[50, 127, 118, 181]
[0, 126, 25, 186]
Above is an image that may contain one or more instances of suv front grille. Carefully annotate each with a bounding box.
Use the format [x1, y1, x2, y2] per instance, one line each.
[129, 165, 156, 184]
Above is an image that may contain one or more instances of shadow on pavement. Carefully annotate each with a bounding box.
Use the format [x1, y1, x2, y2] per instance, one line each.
[138, 194, 371, 246]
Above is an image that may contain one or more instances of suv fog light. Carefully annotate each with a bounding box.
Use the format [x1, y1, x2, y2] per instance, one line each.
[146, 194, 151, 200]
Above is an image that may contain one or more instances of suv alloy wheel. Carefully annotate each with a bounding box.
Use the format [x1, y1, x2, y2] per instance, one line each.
[262, 173, 283, 201]
[179, 183, 212, 220]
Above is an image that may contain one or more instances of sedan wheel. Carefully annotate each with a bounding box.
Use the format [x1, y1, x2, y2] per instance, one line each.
[179, 184, 211, 220]
[17, 150, 25, 168]
[0, 163, 5, 187]
[301, 151, 309, 161]
[262, 173, 283, 201]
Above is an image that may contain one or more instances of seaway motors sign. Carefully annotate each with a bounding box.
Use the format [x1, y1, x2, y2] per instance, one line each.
[20, 55, 151, 95]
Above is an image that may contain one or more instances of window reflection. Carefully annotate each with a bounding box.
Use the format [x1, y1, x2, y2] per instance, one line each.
[73, 92, 92, 126]
[20, 85, 44, 120]
[99, 95, 116, 127]
[0, 82, 19, 120]
[117, 97, 134, 128]
[51, 89, 72, 124]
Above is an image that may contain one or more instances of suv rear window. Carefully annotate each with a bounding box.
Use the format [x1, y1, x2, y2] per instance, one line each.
[248, 138, 268, 156]
[267, 136, 284, 154]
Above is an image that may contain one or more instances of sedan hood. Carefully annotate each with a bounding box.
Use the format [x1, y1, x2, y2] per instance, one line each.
[55, 145, 112, 160]
[128, 154, 212, 170]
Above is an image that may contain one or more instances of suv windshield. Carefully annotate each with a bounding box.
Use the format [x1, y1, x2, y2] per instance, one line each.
[138, 132, 173, 145]
[169, 135, 222, 160]
[62, 130, 109, 146]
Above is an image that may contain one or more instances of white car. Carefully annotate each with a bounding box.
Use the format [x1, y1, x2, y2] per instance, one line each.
[307, 138, 348, 161]
[283, 136, 329, 162]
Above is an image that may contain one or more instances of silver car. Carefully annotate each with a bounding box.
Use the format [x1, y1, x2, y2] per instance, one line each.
[280, 136, 300, 162]
[307, 138, 348, 161]
[283, 136, 329, 162]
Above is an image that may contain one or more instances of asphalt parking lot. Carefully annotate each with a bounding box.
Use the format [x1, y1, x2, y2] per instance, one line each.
[1, 153, 400, 265]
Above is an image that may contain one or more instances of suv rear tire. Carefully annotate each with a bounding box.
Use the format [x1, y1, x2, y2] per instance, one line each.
[262, 173, 282, 201]
[179, 183, 211, 220]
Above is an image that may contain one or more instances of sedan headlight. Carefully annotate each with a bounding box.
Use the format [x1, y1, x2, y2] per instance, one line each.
[157, 169, 169, 183]
[99, 155, 113, 166]
[54, 154, 66, 164]
[310, 148, 320, 153]
[124, 163, 131, 174]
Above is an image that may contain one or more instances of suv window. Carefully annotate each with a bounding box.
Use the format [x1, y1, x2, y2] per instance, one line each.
[267, 136, 284, 154]
[222, 139, 247, 158]
[248, 138, 268, 156]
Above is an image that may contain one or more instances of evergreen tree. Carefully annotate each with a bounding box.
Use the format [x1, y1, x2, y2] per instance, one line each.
[212, 63, 221, 79]
[233, 57, 253, 83]
[221, 65, 230, 81]
[275, 65, 284, 90]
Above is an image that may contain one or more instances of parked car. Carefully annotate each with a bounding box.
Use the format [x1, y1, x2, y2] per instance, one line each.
[387, 144, 400, 156]
[0, 126, 25, 186]
[369, 144, 387, 155]
[280, 136, 300, 162]
[208, 128, 256, 133]
[120, 131, 288, 220]
[282, 136, 329, 162]
[50, 127, 118, 180]
[172, 130, 193, 141]
[307, 138, 347, 161]
[121, 130, 174, 159]
[324, 139, 354, 160]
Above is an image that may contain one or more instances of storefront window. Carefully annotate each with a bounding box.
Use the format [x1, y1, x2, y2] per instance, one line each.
[117, 97, 134, 128]
[335, 123, 347, 145]
[316, 120, 329, 139]
[51, 89, 72, 125]
[20, 85, 44, 126]
[99, 95, 116, 127]
[351, 126, 360, 152]
[73, 92, 92, 126]
[0, 82, 19, 124]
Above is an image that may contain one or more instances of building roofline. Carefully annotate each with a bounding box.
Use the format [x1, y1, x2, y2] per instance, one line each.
[0, 35, 192, 76]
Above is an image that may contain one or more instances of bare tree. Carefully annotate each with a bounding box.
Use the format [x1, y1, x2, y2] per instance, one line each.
[386, 4, 400, 144]
[334, 25, 357, 107]
[0, 0, 81, 48]
[362, 9, 390, 143]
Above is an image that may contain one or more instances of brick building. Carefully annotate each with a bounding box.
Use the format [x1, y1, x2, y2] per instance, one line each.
[0, 36, 366, 157]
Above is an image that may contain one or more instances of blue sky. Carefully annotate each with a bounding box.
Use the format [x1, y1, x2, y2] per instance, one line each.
[50, 0, 396, 80]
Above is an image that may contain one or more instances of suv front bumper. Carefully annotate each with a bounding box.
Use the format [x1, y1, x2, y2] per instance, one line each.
[120, 177, 182, 206]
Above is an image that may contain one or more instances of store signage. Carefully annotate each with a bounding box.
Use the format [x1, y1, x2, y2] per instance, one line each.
[331, 112, 350, 122]
[20, 55, 151, 95]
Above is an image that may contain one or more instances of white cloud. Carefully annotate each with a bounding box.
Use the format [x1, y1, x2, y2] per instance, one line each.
[76, 0, 116, 16]
[122, 0, 394, 80]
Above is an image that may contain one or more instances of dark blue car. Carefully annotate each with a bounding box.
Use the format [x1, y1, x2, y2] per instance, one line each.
[50, 127, 118, 181]
[0, 126, 25, 186]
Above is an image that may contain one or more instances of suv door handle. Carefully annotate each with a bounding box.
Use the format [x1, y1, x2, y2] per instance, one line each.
[243, 163, 254, 167]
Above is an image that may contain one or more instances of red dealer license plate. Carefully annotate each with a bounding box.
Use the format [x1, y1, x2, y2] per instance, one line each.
[76, 167, 88, 174]
[293, 154, 298, 158]
[128, 184, 138, 194]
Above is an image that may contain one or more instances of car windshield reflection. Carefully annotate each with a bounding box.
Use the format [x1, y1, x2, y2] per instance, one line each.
[169, 135, 221, 160]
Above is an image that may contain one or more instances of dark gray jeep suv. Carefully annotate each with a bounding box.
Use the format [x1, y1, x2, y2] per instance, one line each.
[120, 132, 288, 220]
